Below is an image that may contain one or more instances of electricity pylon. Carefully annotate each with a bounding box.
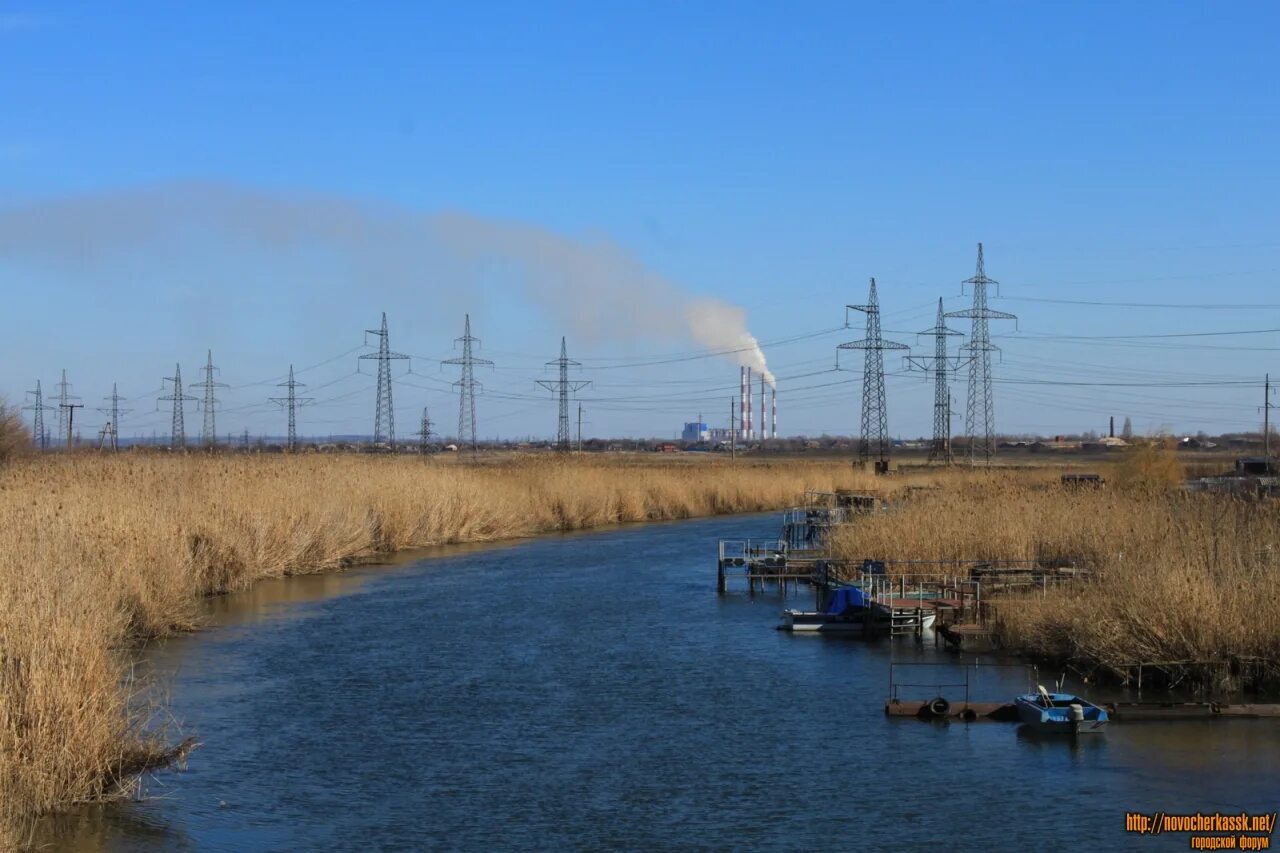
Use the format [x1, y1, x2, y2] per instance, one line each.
[359, 313, 408, 449]
[96, 383, 131, 452]
[946, 243, 1017, 463]
[536, 337, 590, 452]
[444, 314, 493, 450]
[416, 406, 434, 453]
[269, 365, 312, 451]
[159, 364, 197, 449]
[838, 278, 909, 473]
[52, 370, 80, 449]
[23, 380, 54, 450]
[907, 299, 964, 464]
[190, 350, 228, 448]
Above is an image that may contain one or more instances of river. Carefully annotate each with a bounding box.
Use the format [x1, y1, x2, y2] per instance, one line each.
[39, 513, 1280, 850]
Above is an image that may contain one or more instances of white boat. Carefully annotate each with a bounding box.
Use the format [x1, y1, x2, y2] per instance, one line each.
[779, 588, 937, 634]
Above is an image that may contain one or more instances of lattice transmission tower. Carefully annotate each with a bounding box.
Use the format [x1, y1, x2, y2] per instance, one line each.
[945, 243, 1017, 463]
[23, 380, 54, 450]
[270, 365, 312, 451]
[159, 364, 197, 449]
[838, 278, 908, 473]
[96, 383, 131, 451]
[191, 350, 228, 448]
[444, 314, 493, 450]
[359, 313, 408, 449]
[52, 369, 80, 449]
[907, 299, 964, 464]
[536, 337, 590, 452]
[416, 405, 434, 453]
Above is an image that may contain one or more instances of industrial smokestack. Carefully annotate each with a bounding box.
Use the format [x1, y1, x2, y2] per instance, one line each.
[745, 367, 753, 440]
[752, 373, 762, 440]
[771, 386, 777, 439]
[739, 367, 747, 440]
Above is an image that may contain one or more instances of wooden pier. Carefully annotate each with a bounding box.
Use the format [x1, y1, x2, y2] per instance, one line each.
[888, 700, 1280, 723]
[715, 538, 830, 594]
[885, 663, 1280, 723]
[1104, 702, 1280, 720]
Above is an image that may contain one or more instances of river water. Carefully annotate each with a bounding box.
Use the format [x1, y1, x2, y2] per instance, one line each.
[40, 514, 1279, 851]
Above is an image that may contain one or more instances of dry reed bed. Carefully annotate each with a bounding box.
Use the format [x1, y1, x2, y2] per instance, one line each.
[830, 473, 1280, 687]
[1, 453, 892, 835]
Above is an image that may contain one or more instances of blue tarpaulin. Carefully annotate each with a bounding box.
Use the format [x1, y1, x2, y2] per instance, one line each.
[825, 587, 869, 614]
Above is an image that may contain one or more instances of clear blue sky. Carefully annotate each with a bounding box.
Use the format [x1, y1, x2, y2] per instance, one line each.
[2, 2, 1278, 441]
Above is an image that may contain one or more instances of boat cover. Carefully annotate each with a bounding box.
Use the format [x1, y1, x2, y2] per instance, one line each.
[826, 587, 869, 614]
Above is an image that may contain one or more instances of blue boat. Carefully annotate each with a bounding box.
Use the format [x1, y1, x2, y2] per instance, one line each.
[1015, 687, 1109, 734]
[779, 587, 936, 634]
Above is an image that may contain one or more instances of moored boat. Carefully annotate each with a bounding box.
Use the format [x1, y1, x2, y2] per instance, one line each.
[1015, 687, 1109, 734]
[779, 588, 937, 634]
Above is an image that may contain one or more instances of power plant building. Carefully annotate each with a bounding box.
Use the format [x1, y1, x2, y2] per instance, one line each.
[682, 422, 710, 442]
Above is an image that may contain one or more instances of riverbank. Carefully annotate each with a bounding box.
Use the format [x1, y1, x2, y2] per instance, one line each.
[38, 509, 1279, 851]
[1, 453, 909, 838]
[828, 469, 1280, 691]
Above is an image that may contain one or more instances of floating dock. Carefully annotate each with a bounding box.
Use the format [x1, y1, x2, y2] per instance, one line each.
[885, 699, 1019, 722]
[1104, 702, 1280, 720]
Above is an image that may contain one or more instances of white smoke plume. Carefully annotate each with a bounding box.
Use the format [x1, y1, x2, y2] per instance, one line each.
[685, 299, 775, 387]
[0, 182, 773, 381]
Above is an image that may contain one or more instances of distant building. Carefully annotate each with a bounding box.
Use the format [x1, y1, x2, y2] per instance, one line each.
[682, 422, 709, 442]
[707, 427, 732, 441]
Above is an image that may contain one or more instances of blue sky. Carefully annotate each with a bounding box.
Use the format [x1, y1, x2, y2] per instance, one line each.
[2, 2, 1278, 441]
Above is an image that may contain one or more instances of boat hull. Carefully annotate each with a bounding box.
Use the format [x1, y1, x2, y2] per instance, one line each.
[779, 609, 936, 634]
[1014, 694, 1109, 734]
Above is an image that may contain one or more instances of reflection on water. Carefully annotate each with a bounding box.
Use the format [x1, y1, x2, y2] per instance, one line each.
[202, 539, 530, 631]
[37, 515, 1280, 851]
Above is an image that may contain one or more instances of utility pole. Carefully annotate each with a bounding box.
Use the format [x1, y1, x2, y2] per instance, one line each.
[946, 243, 1017, 464]
[1262, 373, 1274, 457]
[60, 402, 84, 449]
[359, 313, 409, 450]
[270, 365, 312, 452]
[96, 383, 131, 452]
[23, 380, 54, 451]
[444, 314, 493, 451]
[907, 298, 964, 464]
[191, 350, 228, 449]
[536, 337, 590, 452]
[838, 277, 909, 474]
[158, 364, 197, 449]
[51, 370, 80, 449]
[576, 404, 583, 453]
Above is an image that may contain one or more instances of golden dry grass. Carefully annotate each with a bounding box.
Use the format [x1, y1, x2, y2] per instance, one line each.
[830, 458, 1280, 689]
[0, 451, 892, 835]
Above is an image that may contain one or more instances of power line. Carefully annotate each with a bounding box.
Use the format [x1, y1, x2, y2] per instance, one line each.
[269, 365, 312, 451]
[535, 337, 589, 451]
[839, 277, 908, 472]
[191, 349, 228, 447]
[443, 314, 493, 449]
[946, 243, 1017, 463]
[158, 364, 197, 449]
[1003, 296, 1280, 310]
[51, 369, 80, 450]
[359, 312, 408, 449]
[96, 383, 131, 451]
[907, 298, 964, 464]
[23, 380, 54, 450]
[415, 405, 434, 453]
